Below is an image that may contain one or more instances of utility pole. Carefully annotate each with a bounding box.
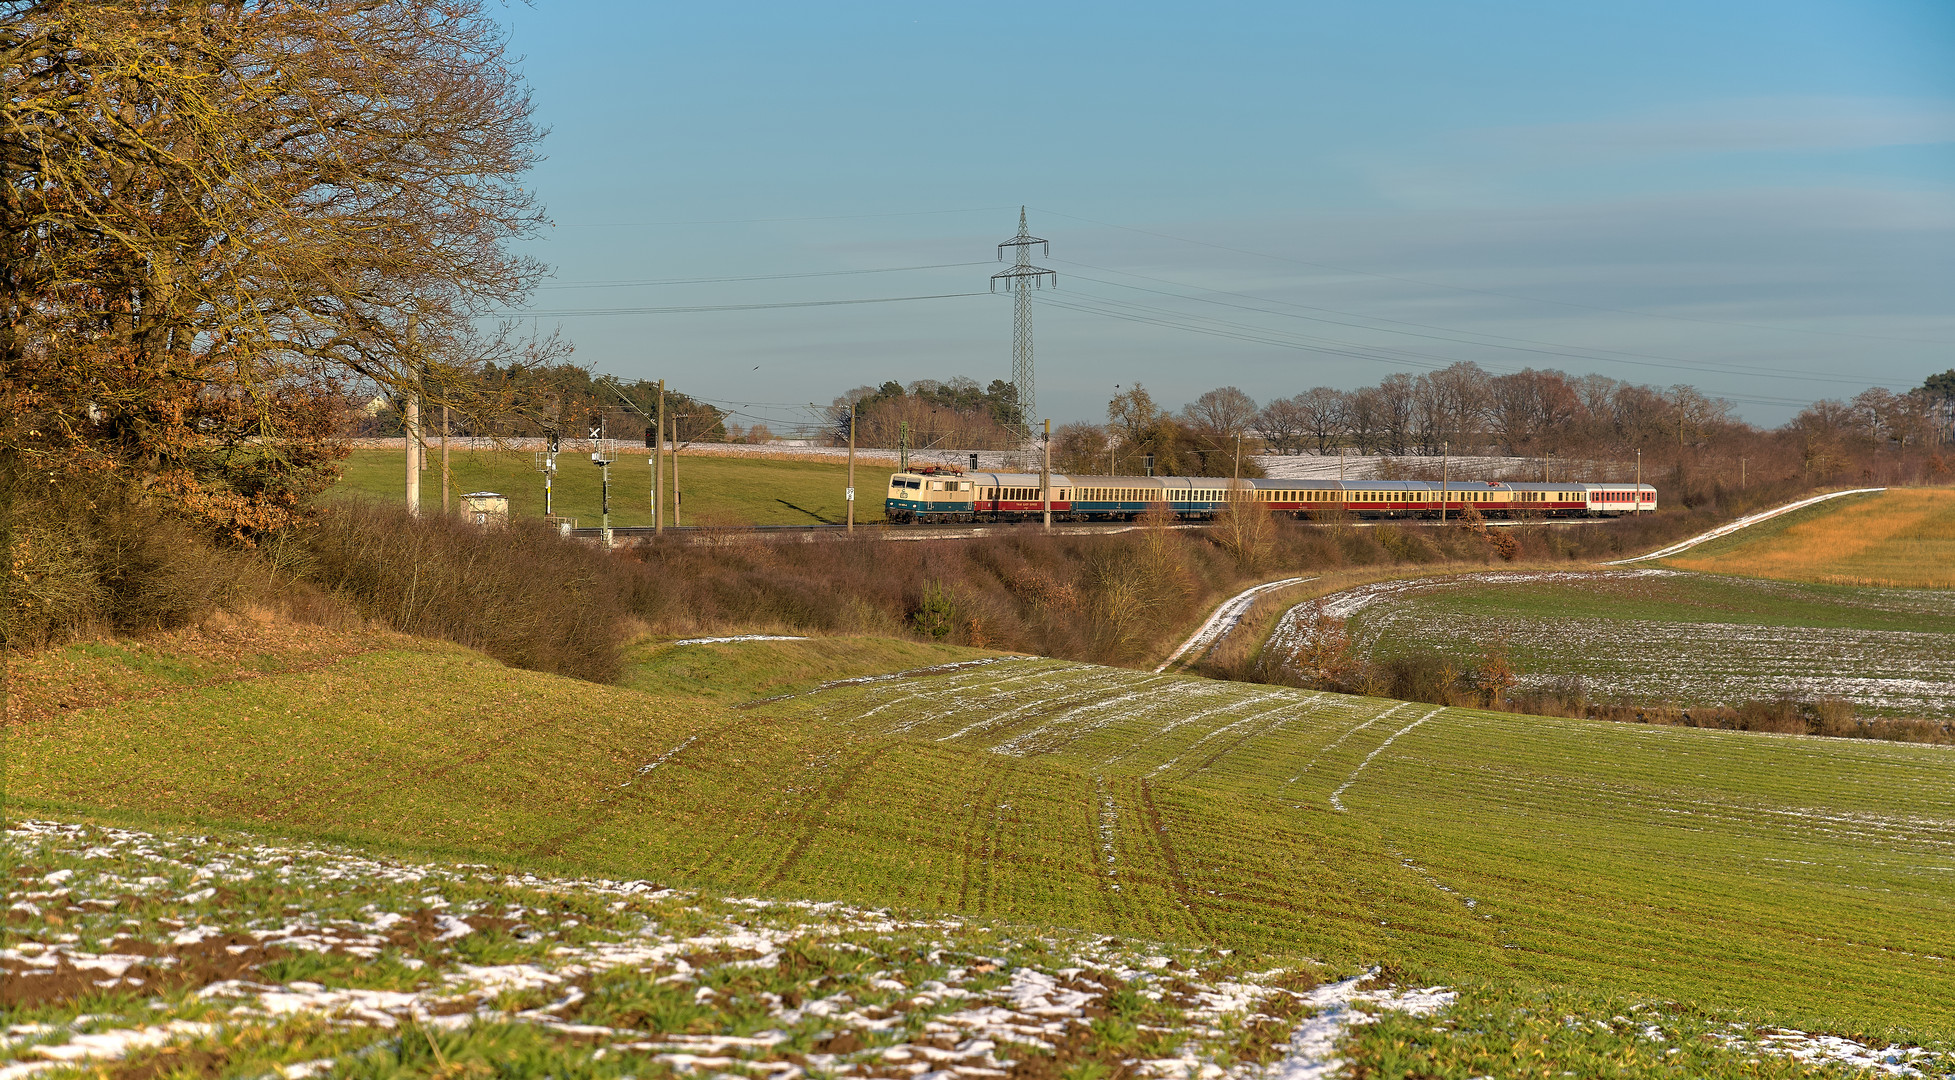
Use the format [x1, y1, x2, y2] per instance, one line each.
[1233, 433, 1242, 483]
[1441, 441, 1448, 524]
[846, 406, 856, 533]
[1339, 447, 1346, 482]
[672, 414, 683, 527]
[992, 208, 1057, 446]
[899, 421, 909, 472]
[543, 430, 558, 517]
[441, 404, 451, 514]
[1741, 457, 1747, 488]
[404, 315, 420, 516]
[1041, 418, 1052, 531]
[1636, 448, 1643, 516]
[591, 414, 613, 548]
[655, 380, 666, 535]
[1543, 453, 1550, 483]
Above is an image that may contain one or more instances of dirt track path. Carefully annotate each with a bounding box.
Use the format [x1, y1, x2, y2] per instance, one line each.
[1155, 576, 1315, 673]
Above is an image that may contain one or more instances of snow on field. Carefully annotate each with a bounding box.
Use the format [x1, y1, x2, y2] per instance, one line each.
[1254, 454, 1552, 482]
[669, 635, 812, 646]
[1367, 612, 1955, 718]
[4, 820, 1441, 1080]
[1263, 569, 1955, 719]
[13, 820, 1928, 1079]
[1259, 973, 1456, 1080]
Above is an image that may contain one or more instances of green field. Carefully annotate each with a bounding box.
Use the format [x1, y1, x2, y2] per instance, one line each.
[330, 448, 887, 527]
[13, 631, 1955, 1068]
[1314, 568, 1955, 719]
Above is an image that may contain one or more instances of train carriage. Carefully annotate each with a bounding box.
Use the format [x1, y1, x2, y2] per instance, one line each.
[886, 469, 1655, 524]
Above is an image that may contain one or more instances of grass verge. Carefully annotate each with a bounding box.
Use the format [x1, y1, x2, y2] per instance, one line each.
[330, 449, 886, 528]
[1662, 487, 1955, 588]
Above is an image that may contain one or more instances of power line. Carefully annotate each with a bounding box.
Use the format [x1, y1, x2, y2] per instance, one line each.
[1030, 206, 1952, 347]
[1030, 292, 1821, 408]
[537, 262, 991, 290]
[499, 292, 987, 317]
[1050, 260, 1886, 388]
[555, 206, 1012, 228]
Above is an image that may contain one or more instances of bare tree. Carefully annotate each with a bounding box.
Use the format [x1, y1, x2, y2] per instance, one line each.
[2, 0, 558, 536]
[1345, 387, 1383, 455]
[1255, 397, 1308, 455]
[1181, 386, 1259, 439]
[1487, 369, 1580, 455]
[1376, 374, 1415, 456]
[1295, 387, 1347, 454]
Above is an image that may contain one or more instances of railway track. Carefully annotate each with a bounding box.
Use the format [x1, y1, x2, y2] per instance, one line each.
[571, 517, 1614, 544]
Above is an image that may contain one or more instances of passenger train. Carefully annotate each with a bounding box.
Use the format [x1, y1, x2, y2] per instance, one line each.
[884, 468, 1655, 523]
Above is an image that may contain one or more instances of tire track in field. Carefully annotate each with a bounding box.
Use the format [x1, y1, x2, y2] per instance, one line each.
[1329, 707, 1446, 812]
[739, 655, 1038, 709]
[1155, 695, 1324, 783]
[1089, 776, 1133, 930]
[763, 743, 899, 889]
[523, 727, 721, 858]
[1279, 700, 1412, 796]
[1137, 778, 1210, 939]
[931, 668, 1144, 743]
[956, 758, 1014, 914]
[1096, 689, 1272, 769]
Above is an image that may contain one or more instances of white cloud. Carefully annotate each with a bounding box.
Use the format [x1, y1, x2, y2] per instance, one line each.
[1479, 95, 1955, 158]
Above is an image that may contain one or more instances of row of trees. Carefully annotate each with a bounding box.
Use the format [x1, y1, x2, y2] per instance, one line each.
[1019, 367, 1955, 491]
[351, 365, 730, 445]
[1249, 364, 1746, 458]
[830, 378, 1022, 450]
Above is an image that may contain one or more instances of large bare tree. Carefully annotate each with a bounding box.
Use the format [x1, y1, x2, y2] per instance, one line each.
[2, 0, 555, 536]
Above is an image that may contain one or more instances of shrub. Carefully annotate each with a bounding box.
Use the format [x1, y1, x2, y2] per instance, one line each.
[303, 501, 637, 683]
[2, 477, 252, 649]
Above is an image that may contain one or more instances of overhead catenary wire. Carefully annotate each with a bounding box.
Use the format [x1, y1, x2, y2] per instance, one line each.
[1030, 292, 1819, 409]
[1030, 205, 1951, 348]
[536, 262, 992, 290]
[554, 206, 1013, 228]
[1049, 258, 1887, 389]
[497, 291, 988, 317]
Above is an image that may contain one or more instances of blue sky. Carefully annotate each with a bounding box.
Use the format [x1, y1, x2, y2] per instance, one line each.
[498, 0, 1955, 432]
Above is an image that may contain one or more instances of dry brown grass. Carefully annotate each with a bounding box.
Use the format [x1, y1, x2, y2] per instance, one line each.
[1664, 487, 1955, 588]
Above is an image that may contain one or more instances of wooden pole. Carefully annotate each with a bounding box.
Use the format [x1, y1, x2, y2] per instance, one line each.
[846, 407, 856, 533]
[1041, 418, 1052, 530]
[441, 404, 451, 514]
[654, 380, 665, 534]
[404, 315, 420, 517]
[672, 414, 681, 527]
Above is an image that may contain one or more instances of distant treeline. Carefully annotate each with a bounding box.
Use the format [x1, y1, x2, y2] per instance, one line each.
[821, 365, 1954, 500]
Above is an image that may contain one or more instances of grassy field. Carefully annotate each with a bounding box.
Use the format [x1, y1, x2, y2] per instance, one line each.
[1662, 486, 1955, 588]
[330, 448, 886, 527]
[11, 629, 1955, 1071]
[1308, 568, 1955, 720]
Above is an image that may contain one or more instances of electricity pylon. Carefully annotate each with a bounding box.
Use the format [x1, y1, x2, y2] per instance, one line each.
[992, 207, 1056, 444]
